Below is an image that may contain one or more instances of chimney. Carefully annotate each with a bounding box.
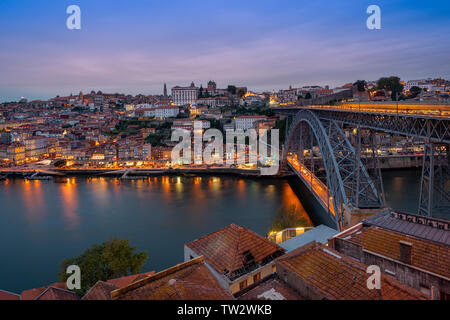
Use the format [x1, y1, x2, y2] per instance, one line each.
[399, 241, 412, 264]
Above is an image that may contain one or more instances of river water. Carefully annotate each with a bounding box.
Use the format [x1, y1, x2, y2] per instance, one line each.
[0, 169, 435, 293]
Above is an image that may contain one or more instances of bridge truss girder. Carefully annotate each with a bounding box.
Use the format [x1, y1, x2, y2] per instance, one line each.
[306, 110, 450, 144]
[284, 110, 385, 230]
[418, 143, 450, 216]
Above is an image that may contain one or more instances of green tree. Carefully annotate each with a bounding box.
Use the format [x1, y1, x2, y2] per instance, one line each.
[145, 133, 164, 146]
[271, 204, 309, 232]
[305, 92, 312, 99]
[409, 86, 422, 98]
[59, 237, 148, 295]
[354, 80, 367, 92]
[237, 89, 246, 98]
[377, 76, 404, 101]
[227, 85, 237, 95]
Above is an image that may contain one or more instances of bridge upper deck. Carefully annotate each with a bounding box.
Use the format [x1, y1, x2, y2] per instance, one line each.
[276, 102, 450, 119]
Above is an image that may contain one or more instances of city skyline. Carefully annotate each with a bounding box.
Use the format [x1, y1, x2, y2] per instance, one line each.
[1, 0, 450, 101]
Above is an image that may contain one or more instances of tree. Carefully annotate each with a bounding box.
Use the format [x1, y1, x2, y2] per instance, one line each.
[271, 204, 309, 232]
[237, 89, 246, 98]
[409, 86, 422, 98]
[227, 85, 237, 95]
[59, 237, 148, 295]
[376, 76, 404, 101]
[305, 92, 312, 100]
[354, 80, 367, 92]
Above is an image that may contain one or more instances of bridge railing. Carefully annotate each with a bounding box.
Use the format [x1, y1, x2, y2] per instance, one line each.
[303, 102, 450, 118]
[286, 155, 336, 217]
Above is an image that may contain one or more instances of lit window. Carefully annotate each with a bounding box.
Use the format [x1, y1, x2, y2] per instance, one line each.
[239, 280, 248, 290]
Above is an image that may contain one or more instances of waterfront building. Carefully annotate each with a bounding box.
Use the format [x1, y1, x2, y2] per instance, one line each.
[142, 144, 152, 160]
[111, 257, 233, 300]
[184, 224, 285, 295]
[24, 136, 48, 160]
[3, 143, 26, 165]
[172, 82, 199, 106]
[329, 211, 450, 300]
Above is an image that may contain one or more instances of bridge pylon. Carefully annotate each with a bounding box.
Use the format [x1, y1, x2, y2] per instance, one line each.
[418, 143, 450, 217]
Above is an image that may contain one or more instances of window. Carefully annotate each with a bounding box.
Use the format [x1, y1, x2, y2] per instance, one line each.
[272, 265, 276, 273]
[253, 272, 261, 283]
[420, 285, 431, 298]
[239, 280, 248, 290]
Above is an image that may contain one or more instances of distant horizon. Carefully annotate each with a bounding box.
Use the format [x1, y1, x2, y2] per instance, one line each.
[2, 74, 449, 103]
[1, 0, 450, 102]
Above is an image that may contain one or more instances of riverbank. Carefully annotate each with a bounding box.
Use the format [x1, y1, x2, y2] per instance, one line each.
[0, 167, 296, 179]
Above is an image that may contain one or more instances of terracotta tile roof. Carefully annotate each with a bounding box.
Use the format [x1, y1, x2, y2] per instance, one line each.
[82, 281, 118, 300]
[20, 282, 67, 300]
[364, 211, 450, 245]
[111, 257, 233, 300]
[35, 287, 79, 300]
[277, 242, 426, 300]
[344, 226, 450, 279]
[106, 271, 155, 288]
[237, 275, 303, 300]
[186, 224, 285, 279]
[0, 289, 21, 300]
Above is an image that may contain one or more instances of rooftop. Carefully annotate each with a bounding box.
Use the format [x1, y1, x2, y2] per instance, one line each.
[277, 242, 426, 300]
[341, 225, 450, 279]
[111, 257, 233, 300]
[82, 281, 118, 300]
[363, 211, 450, 246]
[237, 275, 303, 300]
[34, 286, 78, 300]
[0, 289, 21, 300]
[186, 224, 285, 281]
[20, 282, 67, 300]
[280, 225, 338, 252]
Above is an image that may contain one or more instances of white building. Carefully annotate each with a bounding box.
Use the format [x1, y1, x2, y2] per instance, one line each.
[405, 80, 433, 91]
[154, 106, 179, 118]
[172, 82, 199, 106]
[142, 144, 152, 160]
[235, 116, 268, 131]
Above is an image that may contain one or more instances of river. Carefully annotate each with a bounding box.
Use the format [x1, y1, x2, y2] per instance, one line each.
[0, 169, 435, 293]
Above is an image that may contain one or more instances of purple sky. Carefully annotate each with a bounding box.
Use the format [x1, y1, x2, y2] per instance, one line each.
[1, 0, 450, 101]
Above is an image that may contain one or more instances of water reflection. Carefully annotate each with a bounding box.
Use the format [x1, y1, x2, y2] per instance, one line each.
[59, 178, 80, 228]
[22, 180, 45, 223]
[270, 184, 313, 233]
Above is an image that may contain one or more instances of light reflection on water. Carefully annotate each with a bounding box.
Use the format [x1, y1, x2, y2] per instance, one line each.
[0, 176, 311, 293]
[0, 170, 426, 293]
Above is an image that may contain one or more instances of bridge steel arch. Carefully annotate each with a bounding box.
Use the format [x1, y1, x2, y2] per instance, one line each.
[284, 110, 384, 230]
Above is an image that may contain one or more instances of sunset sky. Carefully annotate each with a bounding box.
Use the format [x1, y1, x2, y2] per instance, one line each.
[1, 0, 450, 101]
